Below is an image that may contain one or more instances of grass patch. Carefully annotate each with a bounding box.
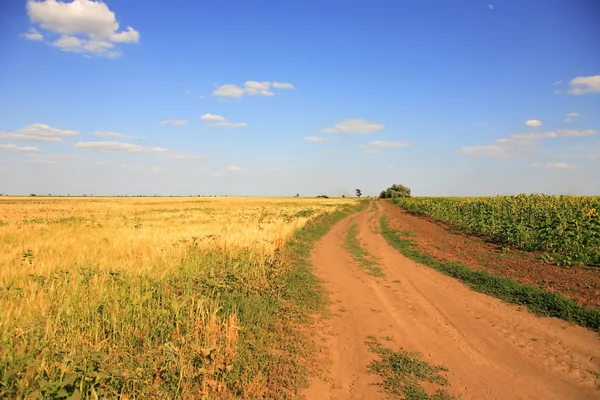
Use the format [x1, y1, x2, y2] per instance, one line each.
[366, 337, 455, 400]
[379, 217, 600, 332]
[345, 222, 385, 277]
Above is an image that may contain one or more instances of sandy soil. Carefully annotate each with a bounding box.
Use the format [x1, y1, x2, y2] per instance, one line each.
[304, 202, 600, 400]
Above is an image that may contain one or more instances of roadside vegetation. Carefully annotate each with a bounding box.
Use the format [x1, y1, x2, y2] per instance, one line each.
[0, 197, 357, 398]
[366, 337, 455, 400]
[389, 195, 600, 267]
[379, 216, 600, 332]
[345, 222, 384, 277]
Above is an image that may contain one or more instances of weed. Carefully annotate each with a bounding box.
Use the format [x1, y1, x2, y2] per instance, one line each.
[366, 337, 455, 400]
[345, 222, 385, 277]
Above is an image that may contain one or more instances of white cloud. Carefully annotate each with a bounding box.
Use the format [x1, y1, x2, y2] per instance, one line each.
[0, 123, 77, 142]
[200, 114, 246, 128]
[212, 81, 295, 98]
[553, 79, 563, 85]
[304, 136, 336, 143]
[460, 128, 597, 158]
[213, 84, 245, 98]
[159, 120, 188, 126]
[555, 129, 596, 137]
[90, 131, 128, 138]
[244, 81, 274, 96]
[488, 4, 494, 10]
[25, 0, 140, 58]
[323, 119, 385, 134]
[21, 28, 44, 41]
[525, 119, 542, 128]
[111, 27, 139, 43]
[0, 144, 39, 152]
[569, 75, 600, 95]
[364, 140, 411, 148]
[458, 145, 515, 158]
[533, 163, 584, 170]
[495, 132, 557, 146]
[228, 165, 248, 172]
[74, 141, 205, 160]
[272, 82, 295, 89]
[364, 149, 379, 155]
[185, 89, 191, 95]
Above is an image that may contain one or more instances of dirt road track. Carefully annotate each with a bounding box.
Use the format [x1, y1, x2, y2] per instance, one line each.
[304, 202, 600, 400]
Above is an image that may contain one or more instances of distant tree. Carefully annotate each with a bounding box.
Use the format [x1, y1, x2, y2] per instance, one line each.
[342, 194, 345, 198]
[30, 194, 37, 197]
[379, 184, 411, 199]
[295, 194, 300, 198]
[316, 195, 329, 199]
[355, 189, 362, 198]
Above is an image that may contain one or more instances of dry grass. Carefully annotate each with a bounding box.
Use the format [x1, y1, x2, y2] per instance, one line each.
[0, 196, 355, 398]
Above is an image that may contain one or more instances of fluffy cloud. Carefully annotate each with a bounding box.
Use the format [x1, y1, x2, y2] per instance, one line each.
[533, 163, 584, 170]
[74, 141, 205, 160]
[555, 129, 596, 137]
[569, 75, 600, 95]
[213, 84, 246, 98]
[460, 129, 597, 158]
[323, 119, 385, 134]
[90, 131, 128, 138]
[21, 28, 44, 41]
[212, 81, 295, 98]
[0, 124, 77, 142]
[159, 120, 188, 126]
[525, 119, 542, 128]
[25, 0, 140, 58]
[200, 114, 246, 128]
[244, 81, 274, 96]
[364, 140, 411, 148]
[0, 144, 39, 152]
[228, 165, 248, 172]
[304, 136, 336, 143]
[272, 82, 295, 89]
[495, 132, 557, 146]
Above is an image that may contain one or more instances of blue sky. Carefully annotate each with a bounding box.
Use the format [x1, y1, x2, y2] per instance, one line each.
[0, 0, 599, 196]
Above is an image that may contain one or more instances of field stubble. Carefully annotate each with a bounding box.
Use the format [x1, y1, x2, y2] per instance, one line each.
[0, 196, 355, 398]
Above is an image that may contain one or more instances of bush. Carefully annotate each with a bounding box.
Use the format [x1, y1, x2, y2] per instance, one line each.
[379, 184, 411, 199]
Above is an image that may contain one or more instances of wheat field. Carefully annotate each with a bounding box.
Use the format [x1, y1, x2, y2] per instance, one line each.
[0, 196, 355, 398]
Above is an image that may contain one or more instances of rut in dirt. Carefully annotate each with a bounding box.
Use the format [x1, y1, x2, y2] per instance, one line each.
[304, 202, 600, 400]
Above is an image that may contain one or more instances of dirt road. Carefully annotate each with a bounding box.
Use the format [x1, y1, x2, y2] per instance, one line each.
[304, 202, 600, 400]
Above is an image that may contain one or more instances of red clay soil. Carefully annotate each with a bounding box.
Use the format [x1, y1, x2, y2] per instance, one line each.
[380, 201, 600, 309]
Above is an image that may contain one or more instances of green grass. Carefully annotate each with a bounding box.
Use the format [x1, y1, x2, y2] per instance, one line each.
[366, 337, 455, 400]
[345, 222, 385, 277]
[379, 217, 600, 332]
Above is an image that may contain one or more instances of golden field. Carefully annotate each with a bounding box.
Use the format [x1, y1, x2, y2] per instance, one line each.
[0, 196, 356, 399]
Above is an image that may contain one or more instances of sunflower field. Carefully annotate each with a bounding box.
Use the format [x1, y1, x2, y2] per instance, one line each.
[389, 194, 600, 266]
